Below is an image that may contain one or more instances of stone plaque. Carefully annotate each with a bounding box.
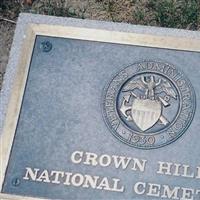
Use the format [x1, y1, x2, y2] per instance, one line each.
[0, 14, 200, 200]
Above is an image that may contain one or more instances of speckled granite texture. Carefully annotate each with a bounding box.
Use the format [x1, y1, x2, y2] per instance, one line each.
[1, 14, 200, 200]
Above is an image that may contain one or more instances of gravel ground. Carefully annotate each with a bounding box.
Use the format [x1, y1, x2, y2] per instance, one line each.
[0, 20, 15, 90]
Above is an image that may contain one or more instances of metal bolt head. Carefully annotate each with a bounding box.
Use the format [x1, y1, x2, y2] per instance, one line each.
[40, 41, 52, 52]
[12, 178, 21, 187]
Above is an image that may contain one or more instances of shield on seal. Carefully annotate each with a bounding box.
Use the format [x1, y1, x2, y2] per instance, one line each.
[131, 99, 162, 131]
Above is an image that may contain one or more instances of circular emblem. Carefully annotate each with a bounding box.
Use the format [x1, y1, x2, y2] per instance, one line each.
[102, 60, 196, 149]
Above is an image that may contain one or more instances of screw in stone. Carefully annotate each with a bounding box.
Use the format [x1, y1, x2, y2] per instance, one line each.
[12, 178, 21, 187]
[40, 41, 52, 52]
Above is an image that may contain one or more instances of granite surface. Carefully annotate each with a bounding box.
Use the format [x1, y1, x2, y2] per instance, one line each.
[1, 14, 200, 200]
